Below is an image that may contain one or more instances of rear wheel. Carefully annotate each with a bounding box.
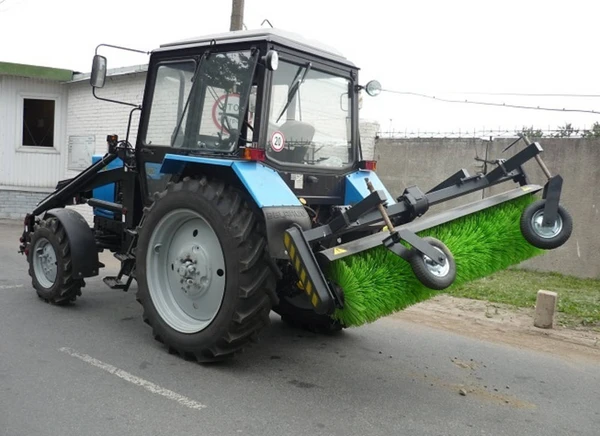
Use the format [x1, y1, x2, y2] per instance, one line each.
[135, 177, 277, 362]
[27, 217, 83, 305]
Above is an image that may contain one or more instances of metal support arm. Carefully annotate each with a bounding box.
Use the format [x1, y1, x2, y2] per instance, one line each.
[304, 141, 545, 245]
[32, 152, 118, 216]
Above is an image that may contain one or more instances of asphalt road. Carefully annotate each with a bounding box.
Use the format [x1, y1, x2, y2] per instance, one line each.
[1, 219, 599, 436]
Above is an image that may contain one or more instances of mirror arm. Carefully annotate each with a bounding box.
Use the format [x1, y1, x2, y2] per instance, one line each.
[95, 43, 150, 56]
[91, 43, 149, 107]
[92, 87, 141, 109]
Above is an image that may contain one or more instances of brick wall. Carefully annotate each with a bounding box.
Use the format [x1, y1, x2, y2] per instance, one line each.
[66, 73, 146, 161]
[0, 190, 49, 220]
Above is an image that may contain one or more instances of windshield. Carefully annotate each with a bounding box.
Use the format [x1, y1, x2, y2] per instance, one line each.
[144, 50, 258, 152]
[265, 60, 353, 168]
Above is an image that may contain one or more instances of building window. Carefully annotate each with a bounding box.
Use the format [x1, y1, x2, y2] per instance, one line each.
[22, 98, 55, 147]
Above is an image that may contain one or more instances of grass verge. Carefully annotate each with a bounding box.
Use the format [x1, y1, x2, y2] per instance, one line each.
[446, 268, 600, 329]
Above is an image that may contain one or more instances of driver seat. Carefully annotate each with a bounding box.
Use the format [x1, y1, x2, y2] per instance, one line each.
[277, 120, 315, 163]
[278, 120, 315, 145]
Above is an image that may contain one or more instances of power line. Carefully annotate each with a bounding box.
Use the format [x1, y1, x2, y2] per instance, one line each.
[439, 91, 600, 98]
[382, 89, 600, 115]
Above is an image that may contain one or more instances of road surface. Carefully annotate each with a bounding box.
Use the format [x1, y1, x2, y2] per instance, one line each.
[1, 219, 598, 436]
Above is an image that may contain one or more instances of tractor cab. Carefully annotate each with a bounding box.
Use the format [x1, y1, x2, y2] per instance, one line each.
[131, 29, 381, 202]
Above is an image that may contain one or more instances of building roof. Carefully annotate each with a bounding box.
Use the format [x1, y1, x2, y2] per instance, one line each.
[157, 28, 355, 67]
[68, 64, 148, 84]
[0, 61, 73, 81]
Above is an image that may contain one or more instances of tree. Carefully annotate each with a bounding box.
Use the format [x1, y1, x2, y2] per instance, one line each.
[553, 123, 579, 138]
[518, 126, 544, 138]
[581, 122, 600, 138]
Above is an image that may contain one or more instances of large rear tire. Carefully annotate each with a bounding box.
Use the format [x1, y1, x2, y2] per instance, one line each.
[135, 176, 277, 362]
[27, 217, 83, 305]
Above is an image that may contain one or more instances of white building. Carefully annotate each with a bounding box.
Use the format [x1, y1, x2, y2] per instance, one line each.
[0, 61, 379, 220]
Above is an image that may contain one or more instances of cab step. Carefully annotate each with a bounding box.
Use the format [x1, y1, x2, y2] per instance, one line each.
[114, 252, 135, 262]
[103, 275, 134, 291]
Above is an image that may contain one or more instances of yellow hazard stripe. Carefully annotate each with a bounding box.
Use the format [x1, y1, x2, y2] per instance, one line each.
[283, 231, 320, 309]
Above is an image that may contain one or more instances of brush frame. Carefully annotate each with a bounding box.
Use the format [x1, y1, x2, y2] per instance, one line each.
[294, 140, 566, 314]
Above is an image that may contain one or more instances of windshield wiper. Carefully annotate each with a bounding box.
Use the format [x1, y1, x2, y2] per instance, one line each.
[276, 62, 312, 123]
[170, 51, 209, 146]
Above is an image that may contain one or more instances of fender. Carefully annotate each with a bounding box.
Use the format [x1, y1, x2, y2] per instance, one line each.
[345, 170, 396, 205]
[160, 154, 311, 258]
[44, 208, 100, 279]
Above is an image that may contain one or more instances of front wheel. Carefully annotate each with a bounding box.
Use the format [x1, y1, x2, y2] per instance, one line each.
[135, 177, 277, 362]
[520, 199, 573, 249]
[27, 217, 83, 305]
[409, 237, 456, 290]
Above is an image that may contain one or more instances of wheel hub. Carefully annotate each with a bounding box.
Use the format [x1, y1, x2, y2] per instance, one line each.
[532, 210, 563, 239]
[146, 208, 227, 334]
[33, 238, 57, 288]
[175, 246, 211, 298]
[423, 248, 450, 278]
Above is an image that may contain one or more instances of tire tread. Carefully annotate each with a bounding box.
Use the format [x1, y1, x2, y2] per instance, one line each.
[136, 176, 276, 362]
[28, 217, 84, 305]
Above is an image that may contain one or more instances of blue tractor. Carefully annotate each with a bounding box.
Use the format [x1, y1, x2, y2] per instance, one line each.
[19, 29, 571, 361]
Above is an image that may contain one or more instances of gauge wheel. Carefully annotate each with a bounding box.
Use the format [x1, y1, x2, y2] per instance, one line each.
[520, 199, 573, 249]
[409, 236, 456, 290]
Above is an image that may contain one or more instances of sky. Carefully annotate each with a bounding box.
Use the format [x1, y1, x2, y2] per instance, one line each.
[1, 0, 600, 136]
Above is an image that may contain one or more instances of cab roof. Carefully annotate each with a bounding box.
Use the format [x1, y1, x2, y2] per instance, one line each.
[156, 28, 356, 67]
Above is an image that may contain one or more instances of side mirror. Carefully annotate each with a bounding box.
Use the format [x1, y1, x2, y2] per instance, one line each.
[365, 80, 382, 97]
[262, 50, 279, 71]
[90, 55, 107, 88]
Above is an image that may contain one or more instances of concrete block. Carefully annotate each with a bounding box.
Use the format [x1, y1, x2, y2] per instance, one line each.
[534, 290, 558, 329]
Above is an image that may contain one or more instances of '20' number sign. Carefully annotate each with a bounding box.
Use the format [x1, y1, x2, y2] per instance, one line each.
[271, 131, 285, 152]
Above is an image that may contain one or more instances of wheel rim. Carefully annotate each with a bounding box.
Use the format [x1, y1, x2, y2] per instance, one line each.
[531, 209, 563, 239]
[146, 208, 226, 334]
[32, 237, 57, 288]
[422, 247, 450, 278]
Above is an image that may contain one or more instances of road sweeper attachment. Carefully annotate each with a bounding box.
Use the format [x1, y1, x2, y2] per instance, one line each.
[18, 29, 573, 361]
[283, 137, 572, 327]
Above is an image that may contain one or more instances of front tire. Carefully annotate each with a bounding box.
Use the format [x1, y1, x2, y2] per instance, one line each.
[135, 177, 277, 362]
[27, 217, 83, 305]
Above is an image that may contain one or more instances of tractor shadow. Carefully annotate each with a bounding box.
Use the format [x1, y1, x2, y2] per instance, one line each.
[208, 312, 399, 371]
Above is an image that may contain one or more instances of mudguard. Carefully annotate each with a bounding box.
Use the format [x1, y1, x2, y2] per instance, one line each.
[159, 154, 311, 258]
[345, 170, 395, 205]
[44, 208, 99, 279]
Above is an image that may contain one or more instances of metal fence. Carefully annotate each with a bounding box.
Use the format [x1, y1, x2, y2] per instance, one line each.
[375, 128, 596, 140]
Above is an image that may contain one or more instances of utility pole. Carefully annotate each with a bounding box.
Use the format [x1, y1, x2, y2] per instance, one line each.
[230, 0, 245, 31]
